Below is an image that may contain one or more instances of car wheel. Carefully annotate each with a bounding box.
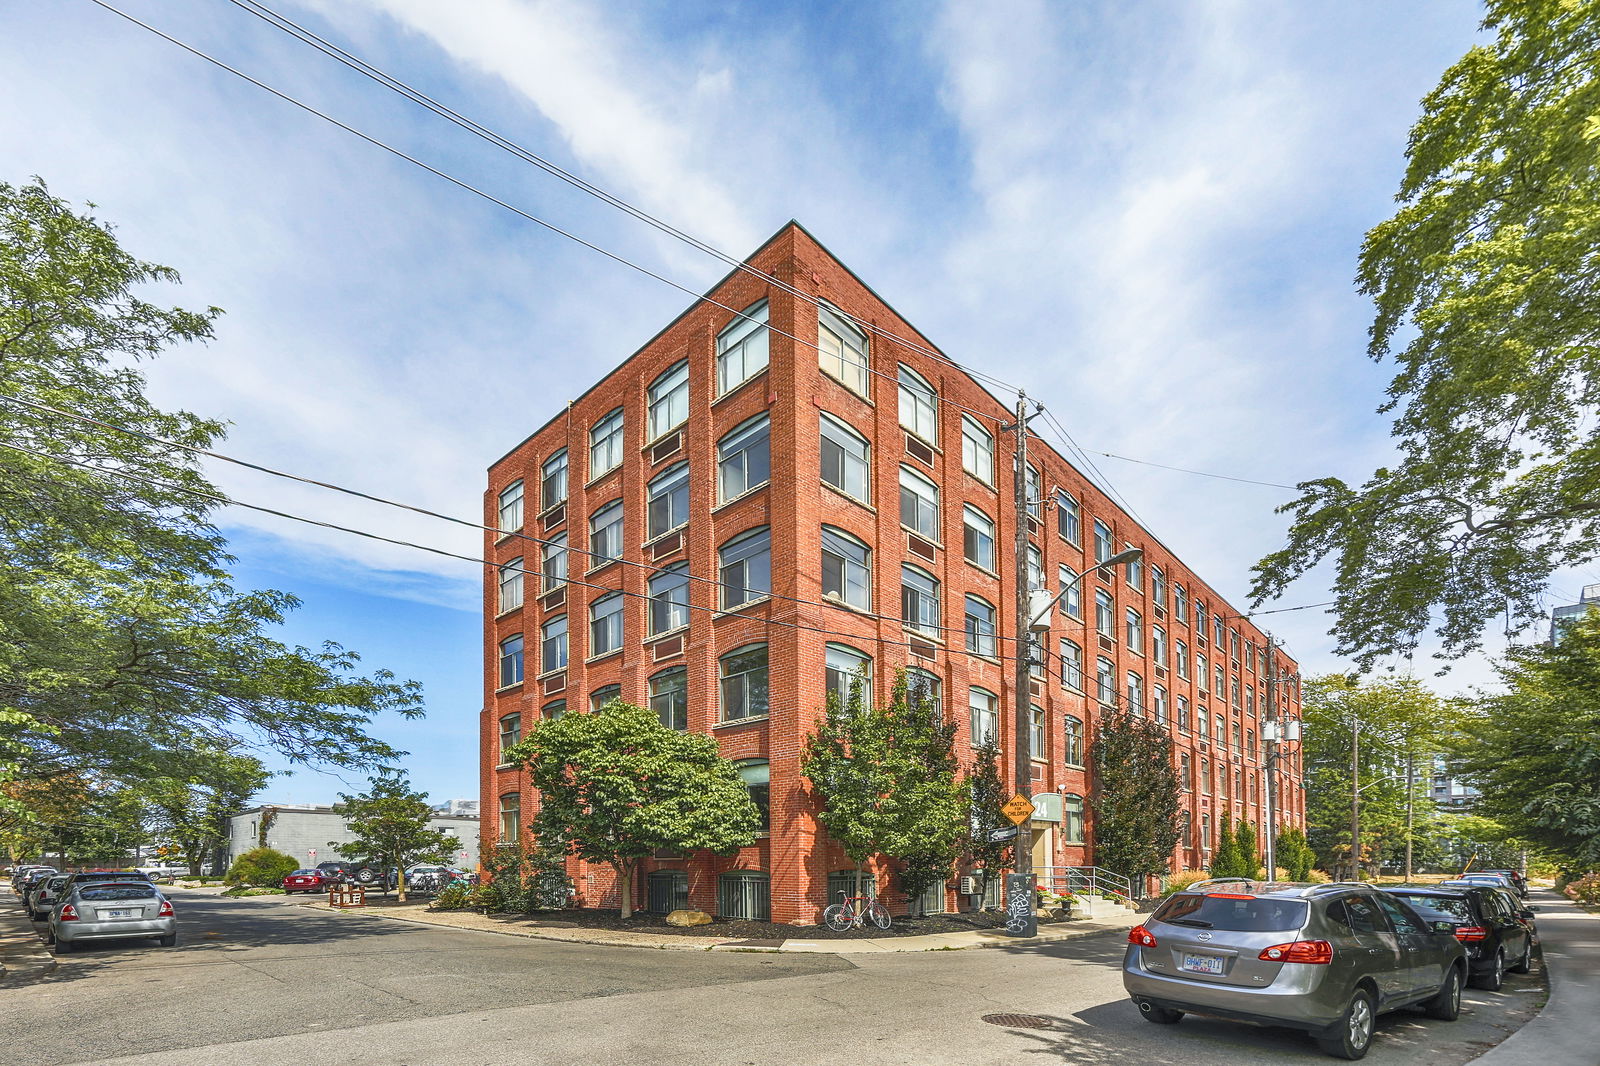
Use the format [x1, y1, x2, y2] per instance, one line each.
[1317, 987, 1376, 1060]
[354, 868, 377, 885]
[1136, 999, 1183, 1025]
[158, 933, 177, 947]
[1510, 940, 1533, 974]
[1423, 965, 1463, 1021]
[1474, 950, 1505, 991]
[52, 937, 73, 955]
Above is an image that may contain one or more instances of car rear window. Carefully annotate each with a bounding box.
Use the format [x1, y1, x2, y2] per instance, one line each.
[1154, 894, 1309, 932]
[1390, 893, 1470, 920]
[79, 884, 158, 901]
[290, 869, 320, 876]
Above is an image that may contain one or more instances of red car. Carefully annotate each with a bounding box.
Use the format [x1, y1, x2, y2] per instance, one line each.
[282, 869, 333, 894]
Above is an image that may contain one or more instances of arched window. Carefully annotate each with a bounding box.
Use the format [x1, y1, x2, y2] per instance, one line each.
[1064, 715, 1084, 766]
[898, 363, 938, 443]
[589, 499, 624, 564]
[649, 666, 688, 730]
[540, 616, 568, 673]
[719, 527, 771, 608]
[541, 533, 567, 593]
[540, 449, 568, 510]
[964, 595, 997, 657]
[717, 300, 769, 395]
[820, 413, 870, 503]
[821, 526, 871, 609]
[646, 462, 690, 539]
[961, 415, 993, 483]
[824, 644, 871, 708]
[899, 466, 940, 539]
[901, 563, 940, 634]
[589, 408, 624, 479]
[818, 304, 868, 394]
[497, 480, 524, 534]
[720, 644, 768, 721]
[498, 558, 523, 613]
[969, 686, 997, 746]
[590, 685, 621, 711]
[498, 713, 521, 760]
[498, 793, 521, 843]
[963, 505, 995, 571]
[717, 414, 770, 503]
[735, 759, 770, 831]
[648, 563, 690, 636]
[717, 869, 770, 920]
[498, 634, 524, 688]
[589, 592, 624, 656]
[907, 667, 942, 716]
[1063, 794, 1085, 843]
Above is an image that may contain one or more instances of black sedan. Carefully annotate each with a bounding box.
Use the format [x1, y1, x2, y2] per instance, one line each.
[1384, 884, 1534, 991]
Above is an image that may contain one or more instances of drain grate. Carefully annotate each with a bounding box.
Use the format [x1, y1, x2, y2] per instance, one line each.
[981, 1013, 1055, 1030]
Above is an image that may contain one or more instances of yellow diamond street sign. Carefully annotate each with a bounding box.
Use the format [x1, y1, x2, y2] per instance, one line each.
[1001, 793, 1035, 825]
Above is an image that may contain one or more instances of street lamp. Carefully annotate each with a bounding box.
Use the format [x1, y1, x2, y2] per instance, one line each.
[1006, 546, 1143, 937]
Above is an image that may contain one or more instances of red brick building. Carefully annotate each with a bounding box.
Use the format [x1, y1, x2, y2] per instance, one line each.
[481, 222, 1304, 924]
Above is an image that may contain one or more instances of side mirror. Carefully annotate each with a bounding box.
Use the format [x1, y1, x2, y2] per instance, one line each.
[1520, 908, 1535, 919]
[1433, 920, 1457, 935]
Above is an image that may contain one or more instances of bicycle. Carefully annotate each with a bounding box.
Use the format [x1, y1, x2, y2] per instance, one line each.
[823, 891, 890, 932]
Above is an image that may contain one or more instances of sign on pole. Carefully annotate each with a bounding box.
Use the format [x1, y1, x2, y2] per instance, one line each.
[1001, 793, 1034, 826]
[309, 848, 317, 861]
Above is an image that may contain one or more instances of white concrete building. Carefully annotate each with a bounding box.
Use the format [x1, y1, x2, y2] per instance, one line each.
[227, 804, 480, 870]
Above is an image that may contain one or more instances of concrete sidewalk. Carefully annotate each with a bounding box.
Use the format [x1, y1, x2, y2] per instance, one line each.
[1472, 887, 1598, 1064]
[293, 896, 1146, 953]
[0, 901, 53, 984]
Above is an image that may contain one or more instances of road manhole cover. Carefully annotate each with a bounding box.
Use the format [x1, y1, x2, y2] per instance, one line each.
[981, 1013, 1055, 1030]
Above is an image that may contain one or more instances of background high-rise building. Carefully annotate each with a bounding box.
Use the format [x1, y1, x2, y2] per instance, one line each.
[482, 223, 1304, 924]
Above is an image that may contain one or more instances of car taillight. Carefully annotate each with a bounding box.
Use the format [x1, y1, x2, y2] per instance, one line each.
[1454, 925, 1488, 942]
[1127, 925, 1158, 947]
[59, 904, 78, 921]
[158, 900, 174, 917]
[1259, 940, 1333, 964]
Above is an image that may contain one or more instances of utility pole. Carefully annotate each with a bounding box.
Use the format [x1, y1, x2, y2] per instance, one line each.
[1006, 390, 1037, 937]
[1263, 634, 1277, 880]
[1350, 709, 1361, 881]
[1404, 748, 1415, 882]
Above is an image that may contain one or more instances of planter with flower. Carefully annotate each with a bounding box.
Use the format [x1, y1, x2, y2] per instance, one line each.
[1035, 884, 1077, 919]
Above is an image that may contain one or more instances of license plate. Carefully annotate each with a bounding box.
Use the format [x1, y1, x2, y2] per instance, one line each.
[101, 908, 136, 919]
[1181, 953, 1226, 975]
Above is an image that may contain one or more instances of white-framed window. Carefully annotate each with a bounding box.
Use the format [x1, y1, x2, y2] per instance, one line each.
[543, 700, 566, 720]
[1096, 589, 1115, 639]
[1150, 565, 1167, 610]
[498, 634, 524, 688]
[1198, 710, 1210, 742]
[1198, 652, 1210, 691]
[961, 415, 993, 484]
[540, 450, 567, 511]
[720, 643, 769, 721]
[589, 408, 624, 480]
[1125, 548, 1142, 591]
[899, 466, 940, 539]
[589, 499, 623, 565]
[719, 527, 771, 608]
[1063, 793, 1085, 843]
[648, 563, 690, 636]
[963, 504, 995, 571]
[1196, 602, 1208, 640]
[589, 592, 624, 656]
[1153, 685, 1169, 725]
[1126, 608, 1144, 655]
[1216, 662, 1226, 695]
[648, 361, 689, 441]
[1064, 716, 1084, 766]
[820, 413, 870, 503]
[718, 414, 770, 503]
[1025, 545, 1042, 594]
[1215, 714, 1227, 751]
[735, 760, 771, 831]
[541, 533, 567, 594]
[969, 687, 998, 746]
[1176, 639, 1190, 679]
[498, 712, 521, 759]
[650, 666, 688, 730]
[498, 558, 524, 613]
[824, 643, 872, 708]
[898, 363, 938, 444]
[821, 526, 871, 610]
[818, 305, 869, 394]
[1029, 705, 1047, 760]
[647, 462, 690, 540]
[1127, 671, 1144, 713]
[1231, 676, 1242, 708]
[1060, 638, 1084, 691]
[1058, 566, 1082, 619]
[717, 300, 769, 396]
[1173, 582, 1188, 624]
[540, 615, 568, 673]
[498, 480, 524, 534]
[498, 792, 521, 844]
[1152, 625, 1167, 666]
[964, 595, 997, 657]
[901, 563, 941, 634]
[1096, 656, 1116, 705]
[1177, 694, 1191, 731]
[907, 668, 941, 716]
[1054, 491, 1080, 546]
[1093, 519, 1114, 565]
[1215, 614, 1227, 647]
[1026, 465, 1042, 519]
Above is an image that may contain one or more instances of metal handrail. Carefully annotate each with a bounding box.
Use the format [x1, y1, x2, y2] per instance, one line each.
[1038, 865, 1136, 899]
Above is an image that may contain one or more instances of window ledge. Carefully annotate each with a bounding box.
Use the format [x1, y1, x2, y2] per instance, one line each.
[902, 429, 942, 455]
[647, 624, 690, 644]
[494, 762, 518, 771]
[712, 369, 769, 408]
[820, 595, 874, 618]
[495, 529, 519, 545]
[819, 369, 874, 404]
[820, 481, 873, 513]
[537, 499, 567, 520]
[494, 682, 524, 695]
[494, 605, 523, 621]
[584, 558, 621, 578]
[714, 715, 770, 730]
[964, 560, 1000, 581]
[712, 483, 769, 515]
[900, 525, 943, 548]
[644, 423, 687, 449]
[715, 595, 772, 617]
[584, 650, 623, 666]
[903, 628, 944, 645]
[644, 522, 691, 547]
[584, 465, 621, 492]
[1064, 761, 1086, 770]
[536, 667, 568, 681]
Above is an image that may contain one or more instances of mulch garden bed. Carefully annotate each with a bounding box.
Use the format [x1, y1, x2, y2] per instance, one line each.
[484, 907, 1078, 939]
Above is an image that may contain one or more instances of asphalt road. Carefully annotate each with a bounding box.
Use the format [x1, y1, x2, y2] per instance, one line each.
[5, 893, 1544, 1065]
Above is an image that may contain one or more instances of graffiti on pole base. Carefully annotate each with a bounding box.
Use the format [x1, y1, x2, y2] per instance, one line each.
[1005, 872, 1037, 937]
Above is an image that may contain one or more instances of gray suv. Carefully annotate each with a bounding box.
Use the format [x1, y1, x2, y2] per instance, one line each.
[1123, 879, 1467, 1059]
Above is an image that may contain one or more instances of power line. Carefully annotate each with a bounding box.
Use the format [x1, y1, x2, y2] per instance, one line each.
[223, 0, 1027, 399]
[1090, 450, 1301, 491]
[1033, 405, 1149, 530]
[83, 0, 1017, 429]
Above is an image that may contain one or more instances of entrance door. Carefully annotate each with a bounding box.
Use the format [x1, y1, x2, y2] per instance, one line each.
[1031, 825, 1054, 874]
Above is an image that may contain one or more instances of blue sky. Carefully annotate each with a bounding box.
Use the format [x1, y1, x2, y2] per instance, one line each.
[8, 0, 1584, 805]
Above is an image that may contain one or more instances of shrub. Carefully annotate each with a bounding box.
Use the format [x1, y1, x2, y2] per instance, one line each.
[1161, 869, 1211, 898]
[224, 847, 299, 887]
[1305, 868, 1332, 883]
[1564, 872, 1600, 906]
[431, 882, 471, 910]
[222, 886, 286, 897]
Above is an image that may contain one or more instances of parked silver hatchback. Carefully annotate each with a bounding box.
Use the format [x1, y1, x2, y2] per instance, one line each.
[49, 880, 177, 954]
[1123, 879, 1467, 1060]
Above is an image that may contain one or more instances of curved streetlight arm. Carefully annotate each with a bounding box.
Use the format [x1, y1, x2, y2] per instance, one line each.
[1027, 547, 1143, 631]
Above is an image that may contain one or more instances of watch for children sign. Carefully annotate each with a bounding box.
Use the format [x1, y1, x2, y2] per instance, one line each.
[1001, 793, 1034, 825]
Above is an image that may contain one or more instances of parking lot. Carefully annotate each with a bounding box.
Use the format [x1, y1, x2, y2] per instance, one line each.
[2, 887, 1559, 1066]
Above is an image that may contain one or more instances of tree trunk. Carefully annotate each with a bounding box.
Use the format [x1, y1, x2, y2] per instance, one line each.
[853, 859, 864, 904]
[618, 860, 634, 918]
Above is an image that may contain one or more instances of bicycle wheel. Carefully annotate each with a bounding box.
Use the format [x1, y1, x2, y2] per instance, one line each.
[823, 903, 853, 932]
[867, 901, 891, 930]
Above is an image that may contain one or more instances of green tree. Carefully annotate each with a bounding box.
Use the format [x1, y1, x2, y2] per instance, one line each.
[1088, 703, 1182, 886]
[144, 746, 271, 875]
[0, 179, 423, 797]
[330, 772, 458, 901]
[511, 701, 760, 918]
[1274, 825, 1317, 881]
[1210, 812, 1245, 878]
[1251, 1, 1600, 668]
[225, 846, 298, 887]
[1234, 819, 1260, 879]
[884, 675, 968, 913]
[802, 671, 968, 907]
[1453, 613, 1600, 868]
[966, 738, 1012, 903]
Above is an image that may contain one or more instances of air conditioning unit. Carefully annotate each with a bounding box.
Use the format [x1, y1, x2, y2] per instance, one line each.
[958, 876, 979, 895]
